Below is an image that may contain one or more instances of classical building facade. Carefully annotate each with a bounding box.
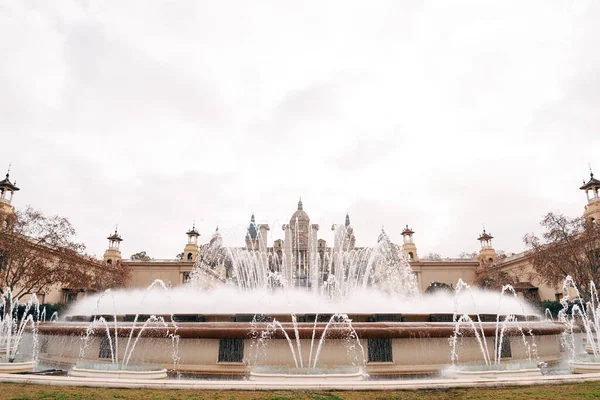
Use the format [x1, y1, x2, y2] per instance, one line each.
[1, 169, 125, 304]
[5, 168, 600, 303]
[108, 171, 600, 302]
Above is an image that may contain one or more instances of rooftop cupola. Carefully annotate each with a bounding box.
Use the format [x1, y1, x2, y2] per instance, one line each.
[298, 197, 303, 211]
[345, 213, 351, 227]
[477, 228, 493, 248]
[186, 222, 200, 244]
[402, 224, 418, 261]
[183, 222, 200, 262]
[477, 226, 497, 263]
[0, 165, 19, 211]
[103, 226, 123, 264]
[107, 227, 123, 249]
[581, 168, 600, 222]
[401, 225, 414, 244]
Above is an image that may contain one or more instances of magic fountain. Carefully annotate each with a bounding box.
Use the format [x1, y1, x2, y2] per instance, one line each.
[29, 226, 567, 381]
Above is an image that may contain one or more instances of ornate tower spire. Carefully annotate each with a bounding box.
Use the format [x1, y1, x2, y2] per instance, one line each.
[340, 212, 355, 250]
[477, 225, 497, 263]
[297, 197, 303, 211]
[581, 166, 600, 222]
[402, 224, 418, 261]
[183, 222, 200, 261]
[0, 164, 20, 213]
[246, 214, 259, 250]
[210, 224, 223, 246]
[103, 225, 123, 264]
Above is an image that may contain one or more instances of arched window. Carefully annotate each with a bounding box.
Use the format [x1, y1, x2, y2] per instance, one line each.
[107, 259, 112, 265]
[408, 252, 414, 260]
[187, 253, 193, 260]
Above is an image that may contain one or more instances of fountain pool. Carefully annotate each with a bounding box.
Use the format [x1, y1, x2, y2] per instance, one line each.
[33, 285, 565, 377]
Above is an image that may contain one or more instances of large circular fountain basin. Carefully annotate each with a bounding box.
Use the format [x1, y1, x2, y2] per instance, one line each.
[249, 366, 364, 381]
[70, 365, 167, 380]
[570, 358, 600, 374]
[0, 360, 36, 373]
[447, 364, 542, 379]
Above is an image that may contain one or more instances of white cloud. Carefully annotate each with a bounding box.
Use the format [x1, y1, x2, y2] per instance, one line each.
[1, 0, 599, 258]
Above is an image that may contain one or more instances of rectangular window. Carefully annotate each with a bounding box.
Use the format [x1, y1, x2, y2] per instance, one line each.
[218, 338, 244, 363]
[428, 314, 454, 322]
[500, 337, 512, 358]
[368, 338, 393, 363]
[99, 336, 112, 359]
[372, 314, 404, 322]
[39, 337, 48, 354]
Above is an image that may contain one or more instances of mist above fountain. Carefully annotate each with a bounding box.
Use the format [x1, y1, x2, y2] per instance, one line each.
[214, 224, 419, 300]
[41, 223, 562, 379]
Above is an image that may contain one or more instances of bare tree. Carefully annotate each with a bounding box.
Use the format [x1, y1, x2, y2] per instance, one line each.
[524, 212, 600, 299]
[458, 251, 478, 259]
[474, 258, 518, 291]
[423, 252, 442, 260]
[130, 251, 151, 261]
[0, 206, 129, 299]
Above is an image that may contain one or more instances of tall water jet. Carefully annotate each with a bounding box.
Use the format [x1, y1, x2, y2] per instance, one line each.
[447, 281, 543, 378]
[70, 284, 180, 380]
[248, 312, 366, 381]
[0, 289, 39, 373]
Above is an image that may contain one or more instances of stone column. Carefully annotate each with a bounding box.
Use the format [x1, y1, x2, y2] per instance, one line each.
[258, 224, 270, 253]
[310, 224, 320, 291]
[282, 224, 293, 286]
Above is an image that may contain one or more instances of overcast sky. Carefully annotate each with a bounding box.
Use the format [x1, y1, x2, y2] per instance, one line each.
[1, 1, 599, 259]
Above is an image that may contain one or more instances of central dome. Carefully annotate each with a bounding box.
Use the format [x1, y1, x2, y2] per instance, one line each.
[290, 199, 310, 225]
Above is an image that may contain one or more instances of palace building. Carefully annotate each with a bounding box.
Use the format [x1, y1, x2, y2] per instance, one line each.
[3, 168, 600, 304]
[108, 170, 600, 302]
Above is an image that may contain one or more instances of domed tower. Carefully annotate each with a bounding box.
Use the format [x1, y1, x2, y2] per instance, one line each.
[0, 166, 19, 223]
[290, 198, 310, 269]
[402, 225, 418, 261]
[580, 169, 600, 223]
[183, 223, 200, 262]
[245, 214, 259, 250]
[341, 213, 356, 250]
[477, 227, 497, 263]
[209, 226, 226, 279]
[282, 198, 319, 287]
[103, 227, 123, 265]
[210, 226, 222, 246]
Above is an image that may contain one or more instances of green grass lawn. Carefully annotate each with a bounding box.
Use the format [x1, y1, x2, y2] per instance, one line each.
[2, 382, 600, 400]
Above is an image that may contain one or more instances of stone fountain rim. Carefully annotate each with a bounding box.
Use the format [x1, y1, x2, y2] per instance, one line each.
[35, 320, 570, 339]
[2, 370, 600, 390]
[70, 366, 168, 380]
